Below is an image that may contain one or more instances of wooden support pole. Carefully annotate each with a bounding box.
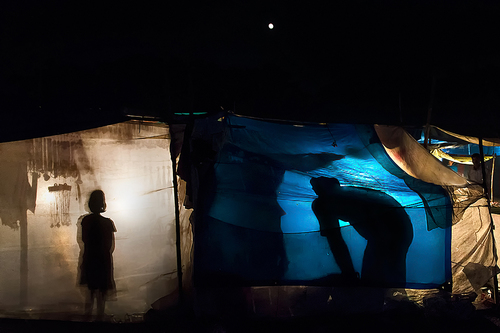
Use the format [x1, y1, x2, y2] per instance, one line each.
[20, 213, 28, 306]
[171, 136, 183, 304]
[479, 138, 499, 306]
[423, 76, 437, 149]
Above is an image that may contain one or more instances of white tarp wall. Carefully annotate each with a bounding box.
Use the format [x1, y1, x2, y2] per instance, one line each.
[0, 121, 185, 320]
[452, 195, 496, 295]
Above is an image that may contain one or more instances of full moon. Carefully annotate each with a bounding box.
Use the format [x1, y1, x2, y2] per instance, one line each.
[268, 23, 274, 29]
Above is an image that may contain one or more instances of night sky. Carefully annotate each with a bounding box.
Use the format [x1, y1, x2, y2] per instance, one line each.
[2, 1, 500, 139]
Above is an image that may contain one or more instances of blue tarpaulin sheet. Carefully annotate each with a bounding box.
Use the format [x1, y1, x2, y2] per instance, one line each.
[193, 115, 451, 289]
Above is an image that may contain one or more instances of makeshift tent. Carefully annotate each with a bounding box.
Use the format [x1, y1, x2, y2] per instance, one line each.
[0, 113, 497, 320]
[181, 113, 497, 316]
[0, 120, 193, 320]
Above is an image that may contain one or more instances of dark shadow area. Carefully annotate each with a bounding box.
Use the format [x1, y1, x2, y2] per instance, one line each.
[192, 141, 289, 286]
[4, 292, 500, 333]
[311, 177, 414, 287]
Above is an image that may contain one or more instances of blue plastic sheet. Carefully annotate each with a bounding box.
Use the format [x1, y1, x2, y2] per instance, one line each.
[194, 115, 451, 288]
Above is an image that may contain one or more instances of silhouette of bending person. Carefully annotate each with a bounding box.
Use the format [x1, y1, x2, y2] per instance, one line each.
[311, 177, 413, 287]
[79, 190, 117, 319]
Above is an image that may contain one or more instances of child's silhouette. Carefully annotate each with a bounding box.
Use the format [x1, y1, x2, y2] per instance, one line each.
[79, 190, 116, 319]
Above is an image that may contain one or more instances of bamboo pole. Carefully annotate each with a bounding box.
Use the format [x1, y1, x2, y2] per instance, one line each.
[479, 138, 499, 306]
[491, 154, 496, 201]
[170, 132, 183, 303]
[423, 76, 437, 149]
[20, 213, 28, 306]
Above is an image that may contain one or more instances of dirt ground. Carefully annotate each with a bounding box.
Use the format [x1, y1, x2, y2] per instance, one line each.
[1, 306, 500, 333]
[2, 287, 500, 332]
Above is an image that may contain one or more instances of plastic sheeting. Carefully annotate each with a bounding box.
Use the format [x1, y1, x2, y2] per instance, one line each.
[190, 115, 463, 290]
[452, 196, 496, 294]
[433, 127, 500, 147]
[0, 121, 191, 320]
[422, 127, 499, 295]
